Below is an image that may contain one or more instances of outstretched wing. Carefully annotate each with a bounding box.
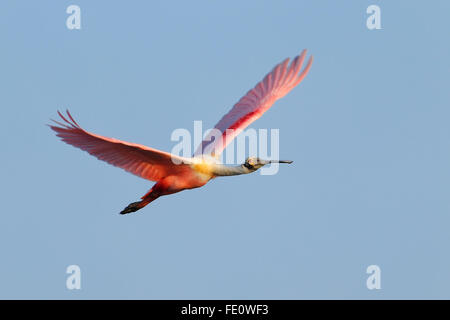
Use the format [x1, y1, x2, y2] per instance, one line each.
[195, 50, 313, 157]
[50, 110, 191, 182]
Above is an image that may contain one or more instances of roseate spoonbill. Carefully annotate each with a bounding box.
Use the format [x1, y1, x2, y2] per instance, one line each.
[50, 50, 313, 214]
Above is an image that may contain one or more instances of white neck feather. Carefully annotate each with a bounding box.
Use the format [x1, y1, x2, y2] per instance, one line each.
[212, 164, 254, 176]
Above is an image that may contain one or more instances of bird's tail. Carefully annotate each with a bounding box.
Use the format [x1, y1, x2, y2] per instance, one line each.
[119, 190, 160, 215]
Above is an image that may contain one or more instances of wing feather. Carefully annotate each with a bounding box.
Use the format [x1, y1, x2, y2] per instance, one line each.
[50, 110, 191, 181]
[195, 50, 313, 156]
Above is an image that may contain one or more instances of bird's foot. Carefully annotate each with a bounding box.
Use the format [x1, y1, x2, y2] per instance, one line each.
[120, 201, 142, 215]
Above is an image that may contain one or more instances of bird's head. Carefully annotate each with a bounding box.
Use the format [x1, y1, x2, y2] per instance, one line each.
[243, 156, 293, 171]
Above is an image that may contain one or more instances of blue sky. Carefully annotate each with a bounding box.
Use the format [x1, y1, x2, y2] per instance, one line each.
[0, 0, 449, 299]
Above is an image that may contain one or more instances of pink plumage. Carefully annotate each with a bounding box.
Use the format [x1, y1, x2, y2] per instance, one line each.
[50, 110, 191, 182]
[196, 49, 313, 156]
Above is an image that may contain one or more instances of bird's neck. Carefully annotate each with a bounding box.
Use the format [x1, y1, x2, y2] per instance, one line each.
[212, 164, 253, 176]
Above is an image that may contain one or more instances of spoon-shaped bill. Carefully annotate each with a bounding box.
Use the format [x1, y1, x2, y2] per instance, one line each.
[268, 160, 293, 164]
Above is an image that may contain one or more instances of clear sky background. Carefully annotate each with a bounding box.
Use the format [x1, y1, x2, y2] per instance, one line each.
[0, 0, 449, 299]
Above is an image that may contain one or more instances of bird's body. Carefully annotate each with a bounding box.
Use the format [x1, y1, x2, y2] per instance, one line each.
[50, 50, 312, 214]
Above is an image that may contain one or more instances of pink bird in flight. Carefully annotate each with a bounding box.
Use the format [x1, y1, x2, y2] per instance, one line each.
[50, 50, 313, 214]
